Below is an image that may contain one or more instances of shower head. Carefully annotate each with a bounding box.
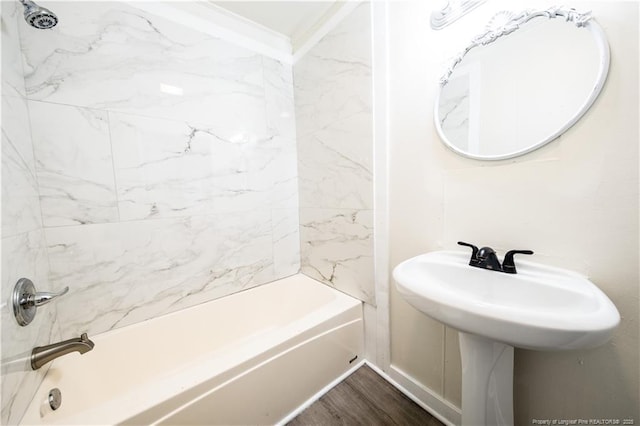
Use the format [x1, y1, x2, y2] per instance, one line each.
[19, 0, 58, 29]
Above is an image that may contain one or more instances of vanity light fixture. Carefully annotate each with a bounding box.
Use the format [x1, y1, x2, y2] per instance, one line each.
[431, 0, 486, 30]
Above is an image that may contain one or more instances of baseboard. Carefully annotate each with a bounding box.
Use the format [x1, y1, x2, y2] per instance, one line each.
[376, 363, 461, 426]
[277, 359, 460, 426]
[276, 359, 366, 425]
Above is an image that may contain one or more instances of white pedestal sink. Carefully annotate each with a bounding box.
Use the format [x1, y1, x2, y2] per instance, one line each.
[393, 251, 620, 426]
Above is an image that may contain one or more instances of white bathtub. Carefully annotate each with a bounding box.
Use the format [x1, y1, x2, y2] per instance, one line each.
[20, 274, 363, 425]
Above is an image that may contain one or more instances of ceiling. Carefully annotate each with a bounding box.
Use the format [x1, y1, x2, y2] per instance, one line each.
[211, 1, 340, 42]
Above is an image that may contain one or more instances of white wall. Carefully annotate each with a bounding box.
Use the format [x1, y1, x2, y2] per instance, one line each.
[388, 0, 638, 423]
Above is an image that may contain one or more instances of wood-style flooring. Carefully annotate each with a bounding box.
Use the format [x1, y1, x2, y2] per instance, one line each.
[287, 365, 444, 426]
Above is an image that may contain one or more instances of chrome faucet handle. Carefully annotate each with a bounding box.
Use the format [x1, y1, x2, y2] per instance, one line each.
[28, 286, 69, 307]
[13, 278, 69, 326]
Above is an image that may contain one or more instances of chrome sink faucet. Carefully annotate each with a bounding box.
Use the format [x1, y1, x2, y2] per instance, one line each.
[458, 241, 533, 274]
[31, 333, 95, 370]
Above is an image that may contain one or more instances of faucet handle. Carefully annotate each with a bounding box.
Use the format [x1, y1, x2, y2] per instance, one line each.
[457, 241, 480, 266]
[13, 278, 69, 326]
[29, 286, 69, 307]
[502, 249, 534, 274]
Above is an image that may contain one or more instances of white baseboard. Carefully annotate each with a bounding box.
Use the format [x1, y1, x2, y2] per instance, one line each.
[277, 359, 461, 426]
[379, 363, 461, 426]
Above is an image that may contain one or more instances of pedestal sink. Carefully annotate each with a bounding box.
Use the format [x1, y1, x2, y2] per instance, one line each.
[393, 251, 620, 426]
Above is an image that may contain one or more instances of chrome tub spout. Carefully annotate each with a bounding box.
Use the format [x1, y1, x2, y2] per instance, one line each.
[31, 333, 95, 370]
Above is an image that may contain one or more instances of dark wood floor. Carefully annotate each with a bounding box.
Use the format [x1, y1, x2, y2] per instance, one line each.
[287, 365, 444, 426]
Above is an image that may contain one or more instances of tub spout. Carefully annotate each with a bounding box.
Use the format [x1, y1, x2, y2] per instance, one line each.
[31, 333, 95, 370]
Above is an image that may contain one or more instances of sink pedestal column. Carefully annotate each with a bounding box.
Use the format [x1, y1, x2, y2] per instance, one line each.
[459, 332, 514, 426]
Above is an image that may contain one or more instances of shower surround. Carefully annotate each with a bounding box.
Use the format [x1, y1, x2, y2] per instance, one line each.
[2, 1, 301, 422]
[20, 1, 300, 336]
[1, 1, 376, 424]
[295, 3, 375, 305]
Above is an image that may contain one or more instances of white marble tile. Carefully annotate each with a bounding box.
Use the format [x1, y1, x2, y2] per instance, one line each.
[267, 136, 299, 211]
[1, 1, 26, 98]
[294, 3, 375, 306]
[294, 3, 372, 139]
[300, 208, 375, 305]
[28, 101, 119, 227]
[45, 210, 276, 339]
[263, 57, 296, 141]
[262, 59, 299, 210]
[19, 2, 267, 128]
[3, 1, 304, 421]
[1, 230, 55, 426]
[294, 2, 373, 210]
[272, 209, 300, 278]
[297, 112, 373, 209]
[1, 95, 42, 238]
[109, 112, 297, 220]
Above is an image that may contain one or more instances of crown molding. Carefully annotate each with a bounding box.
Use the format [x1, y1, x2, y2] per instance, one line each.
[131, 0, 294, 64]
[130, 0, 362, 66]
[292, 1, 363, 64]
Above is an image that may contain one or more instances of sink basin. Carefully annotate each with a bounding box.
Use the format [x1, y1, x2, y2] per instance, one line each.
[393, 251, 620, 350]
[393, 250, 620, 425]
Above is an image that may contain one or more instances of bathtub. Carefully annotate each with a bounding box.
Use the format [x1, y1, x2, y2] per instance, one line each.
[20, 274, 363, 425]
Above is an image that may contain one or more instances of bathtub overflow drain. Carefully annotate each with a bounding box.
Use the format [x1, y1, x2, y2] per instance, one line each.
[48, 388, 61, 410]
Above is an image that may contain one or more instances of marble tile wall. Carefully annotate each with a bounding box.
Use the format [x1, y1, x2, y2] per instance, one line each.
[294, 2, 375, 304]
[1, 2, 58, 424]
[21, 1, 299, 337]
[2, 2, 299, 423]
[2, 1, 377, 422]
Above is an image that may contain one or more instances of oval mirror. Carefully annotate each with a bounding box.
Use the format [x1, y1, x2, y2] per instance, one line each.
[435, 7, 610, 160]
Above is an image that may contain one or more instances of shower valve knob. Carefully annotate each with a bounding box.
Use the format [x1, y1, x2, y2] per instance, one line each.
[28, 287, 69, 307]
[12, 278, 69, 326]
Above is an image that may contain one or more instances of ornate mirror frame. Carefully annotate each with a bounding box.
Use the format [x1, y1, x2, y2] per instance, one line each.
[434, 6, 610, 161]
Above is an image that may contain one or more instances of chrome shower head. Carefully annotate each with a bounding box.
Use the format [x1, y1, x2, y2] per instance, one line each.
[19, 0, 58, 29]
